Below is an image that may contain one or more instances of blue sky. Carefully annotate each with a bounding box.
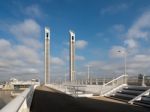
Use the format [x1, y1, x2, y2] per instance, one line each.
[1, 0, 150, 81]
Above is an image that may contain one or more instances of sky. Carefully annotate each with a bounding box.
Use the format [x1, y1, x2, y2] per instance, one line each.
[0, 0, 150, 81]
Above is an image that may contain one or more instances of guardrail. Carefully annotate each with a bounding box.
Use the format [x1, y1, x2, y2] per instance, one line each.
[128, 88, 150, 104]
[127, 76, 150, 86]
[1, 85, 36, 112]
[100, 75, 128, 96]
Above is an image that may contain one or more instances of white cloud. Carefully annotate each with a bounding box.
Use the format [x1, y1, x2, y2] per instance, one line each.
[87, 61, 104, 67]
[124, 39, 137, 48]
[0, 38, 42, 80]
[76, 55, 85, 61]
[51, 57, 64, 65]
[16, 45, 41, 64]
[21, 38, 42, 49]
[25, 5, 42, 17]
[112, 24, 125, 33]
[83, 60, 122, 77]
[121, 54, 150, 74]
[0, 39, 18, 59]
[10, 19, 41, 39]
[123, 10, 150, 52]
[133, 54, 150, 62]
[85, 54, 150, 76]
[76, 40, 88, 49]
[0, 19, 43, 80]
[101, 3, 128, 15]
[127, 11, 150, 39]
[0, 39, 11, 48]
[63, 40, 88, 49]
[9, 19, 42, 49]
[108, 21, 150, 75]
[0, 60, 10, 68]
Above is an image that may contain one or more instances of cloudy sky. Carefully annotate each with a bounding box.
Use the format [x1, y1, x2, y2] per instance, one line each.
[0, 0, 150, 81]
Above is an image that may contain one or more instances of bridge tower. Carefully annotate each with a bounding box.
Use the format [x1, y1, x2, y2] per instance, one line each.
[69, 30, 75, 82]
[44, 27, 50, 84]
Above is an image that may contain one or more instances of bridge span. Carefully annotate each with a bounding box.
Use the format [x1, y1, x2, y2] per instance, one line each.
[30, 86, 149, 112]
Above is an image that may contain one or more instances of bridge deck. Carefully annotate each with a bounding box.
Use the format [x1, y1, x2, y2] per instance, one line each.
[30, 86, 149, 112]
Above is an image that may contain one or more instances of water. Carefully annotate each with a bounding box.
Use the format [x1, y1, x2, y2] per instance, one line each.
[0, 90, 14, 109]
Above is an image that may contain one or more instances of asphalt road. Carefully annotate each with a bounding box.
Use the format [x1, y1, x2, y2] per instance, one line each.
[30, 86, 149, 112]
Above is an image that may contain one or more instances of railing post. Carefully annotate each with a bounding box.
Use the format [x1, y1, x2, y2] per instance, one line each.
[96, 79, 98, 85]
[81, 80, 84, 85]
[125, 75, 128, 84]
[103, 77, 105, 85]
[100, 85, 104, 96]
[112, 77, 114, 89]
[90, 79, 92, 85]
[86, 80, 88, 85]
[142, 75, 146, 87]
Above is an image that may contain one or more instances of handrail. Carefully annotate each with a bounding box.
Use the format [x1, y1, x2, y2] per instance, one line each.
[128, 88, 150, 104]
[1, 85, 35, 112]
[103, 75, 127, 87]
[100, 75, 128, 96]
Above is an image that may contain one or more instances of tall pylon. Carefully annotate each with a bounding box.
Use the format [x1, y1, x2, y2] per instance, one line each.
[44, 27, 50, 84]
[69, 30, 75, 82]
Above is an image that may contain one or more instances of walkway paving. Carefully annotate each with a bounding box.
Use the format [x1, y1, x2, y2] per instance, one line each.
[30, 86, 149, 112]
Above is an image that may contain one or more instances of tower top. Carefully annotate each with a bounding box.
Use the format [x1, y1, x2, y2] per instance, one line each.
[45, 27, 50, 40]
[69, 30, 75, 42]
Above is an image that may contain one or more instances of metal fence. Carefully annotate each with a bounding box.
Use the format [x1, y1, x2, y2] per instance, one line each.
[127, 76, 150, 86]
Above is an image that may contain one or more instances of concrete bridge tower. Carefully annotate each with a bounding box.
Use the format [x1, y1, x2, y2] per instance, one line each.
[44, 27, 50, 84]
[69, 30, 75, 82]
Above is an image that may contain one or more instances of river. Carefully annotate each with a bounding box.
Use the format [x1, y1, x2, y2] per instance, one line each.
[0, 90, 14, 109]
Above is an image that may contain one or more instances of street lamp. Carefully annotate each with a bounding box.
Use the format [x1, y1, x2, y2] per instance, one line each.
[117, 50, 127, 75]
[73, 71, 76, 81]
[87, 65, 91, 81]
[64, 73, 67, 83]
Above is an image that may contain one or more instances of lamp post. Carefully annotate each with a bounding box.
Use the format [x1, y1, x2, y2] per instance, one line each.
[65, 73, 67, 83]
[87, 65, 91, 81]
[117, 50, 127, 75]
[74, 71, 76, 82]
[124, 52, 127, 75]
[88, 65, 90, 81]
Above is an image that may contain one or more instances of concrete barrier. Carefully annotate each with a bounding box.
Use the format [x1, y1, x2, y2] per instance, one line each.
[0, 85, 36, 112]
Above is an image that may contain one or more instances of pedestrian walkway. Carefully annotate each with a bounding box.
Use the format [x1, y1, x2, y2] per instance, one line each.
[30, 86, 149, 112]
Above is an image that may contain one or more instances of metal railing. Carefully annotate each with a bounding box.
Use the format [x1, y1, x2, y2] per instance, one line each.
[128, 88, 150, 104]
[1, 85, 36, 112]
[46, 84, 87, 97]
[127, 76, 150, 86]
[100, 75, 128, 96]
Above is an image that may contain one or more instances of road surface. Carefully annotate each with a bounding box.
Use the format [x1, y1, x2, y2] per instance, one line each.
[30, 86, 149, 112]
